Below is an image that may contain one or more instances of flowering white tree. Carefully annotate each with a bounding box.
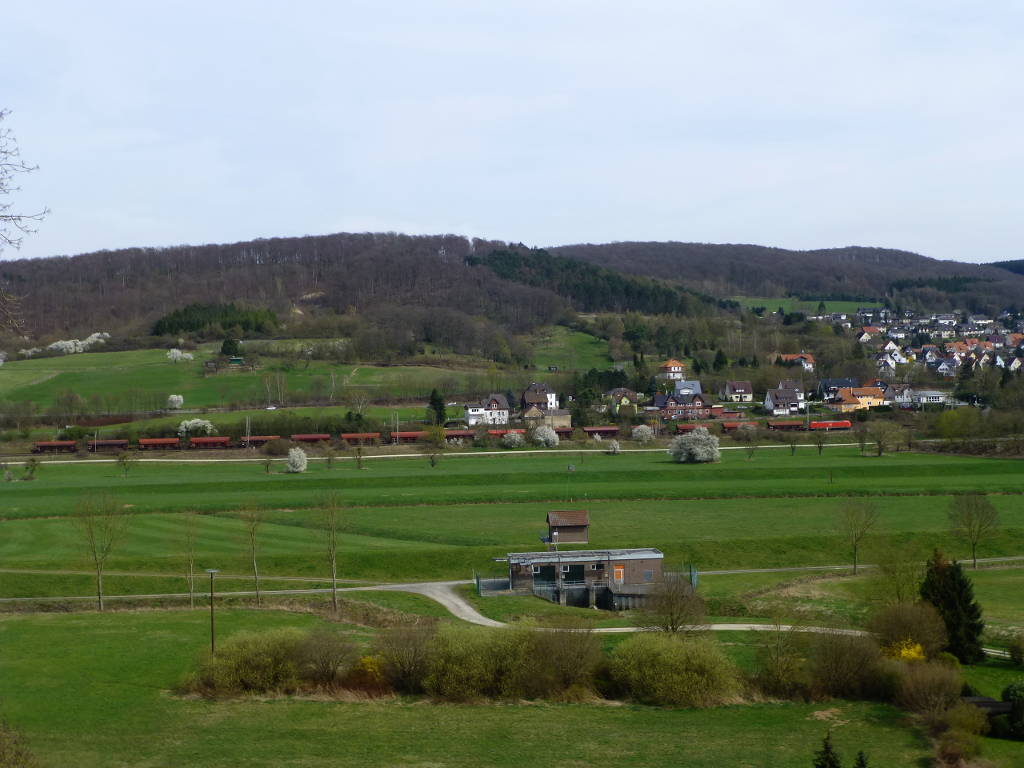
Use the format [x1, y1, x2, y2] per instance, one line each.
[632, 424, 655, 444]
[286, 447, 308, 473]
[166, 394, 184, 410]
[667, 427, 721, 464]
[501, 431, 525, 448]
[606, 439, 621, 455]
[166, 349, 194, 363]
[0, 351, 6, 367]
[532, 425, 559, 448]
[45, 332, 110, 355]
[18, 347, 41, 357]
[177, 418, 216, 437]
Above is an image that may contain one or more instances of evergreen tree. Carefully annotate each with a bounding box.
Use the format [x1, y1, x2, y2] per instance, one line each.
[220, 338, 240, 356]
[920, 549, 985, 663]
[853, 752, 868, 768]
[713, 348, 728, 371]
[813, 732, 842, 768]
[427, 389, 447, 425]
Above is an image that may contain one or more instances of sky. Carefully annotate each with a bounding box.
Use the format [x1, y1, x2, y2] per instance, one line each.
[3, 1, 1022, 263]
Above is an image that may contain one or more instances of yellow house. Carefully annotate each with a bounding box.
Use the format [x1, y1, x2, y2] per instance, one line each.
[827, 387, 886, 413]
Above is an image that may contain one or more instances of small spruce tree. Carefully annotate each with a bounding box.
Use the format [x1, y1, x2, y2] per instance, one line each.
[919, 549, 985, 663]
[220, 338, 240, 356]
[853, 751, 868, 768]
[813, 732, 842, 768]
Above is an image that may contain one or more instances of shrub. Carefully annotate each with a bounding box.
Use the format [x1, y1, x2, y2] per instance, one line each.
[1009, 633, 1024, 667]
[606, 439, 621, 455]
[190, 628, 304, 695]
[935, 728, 981, 764]
[809, 632, 888, 699]
[166, 394, 184, 409]
[286, 447, 307, 473]
[501, 432, 525, 449]
[341, 655, 389, 693]
[896, 661, 963, 722]
[295, 628, 359, 688]
[262, 438, 291, 456]
[375, 626, 436, 694]
[421, 626, 522, 701]
[753, 624, 809, 700]
[528, 620, 603, 698]
[631, 424, 654, 444]
[608, 634, 740, 707]
[869, 602, 948, 659]
[667, 427, 720, 464]
[0, 719, 40, 768]
[532, 425, 559, 448]
[940, 700, 989, 738]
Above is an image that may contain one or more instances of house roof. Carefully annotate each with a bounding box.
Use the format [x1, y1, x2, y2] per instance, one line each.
[779, 353, 815, 364]
[605, 387, 638, 401]
[673, 380, 703, 394]
[778, 379, 803, 391]
[478, 393, 509, 410]
[659, 359, 684, 369]
[506, 548, 663, 565]
[767, 388, 800, 402]
[547, 510, 590, 527]
[725, 380, 752, 393]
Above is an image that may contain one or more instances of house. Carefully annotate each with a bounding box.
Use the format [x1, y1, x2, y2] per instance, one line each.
[764, 388, 805, 415]
[720, 380, 754, 403]
[604, 387, 639, 416]
[521, 382, 558, 411]
[503, 548, 664, 609]
[858, 326, 882, 343]
[546, 510, 590, 544]
[465, 393, 510, 426]
[816, 378, 859, 401]
[778, 353, 816, 372]
[657, 359, 686, 381]
[673, 379, 703, 396]
[826, 387, 886, 413]
[778, 379, 806, 404]
[653, 392, 721, 420]
[911, 390, 948, 406]
[521, 405, 572, 429]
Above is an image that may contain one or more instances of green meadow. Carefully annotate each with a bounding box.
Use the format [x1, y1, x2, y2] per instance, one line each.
[0, 610, 933, 768]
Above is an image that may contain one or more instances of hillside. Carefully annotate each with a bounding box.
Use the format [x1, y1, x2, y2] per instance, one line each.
[550, 242, 1024, 313]
[992, 259, 1024, 276]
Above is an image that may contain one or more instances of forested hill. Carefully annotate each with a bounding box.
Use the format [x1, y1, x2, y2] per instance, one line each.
[992, 259, 1024, 276]
[0, 233, 729, 349]
[550, 242, 1024, 313]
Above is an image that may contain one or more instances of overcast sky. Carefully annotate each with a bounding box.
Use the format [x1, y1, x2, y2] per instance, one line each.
[3, 1, 1022, 263]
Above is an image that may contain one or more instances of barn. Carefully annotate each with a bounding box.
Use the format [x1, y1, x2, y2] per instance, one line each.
[546, 510, 590, 544]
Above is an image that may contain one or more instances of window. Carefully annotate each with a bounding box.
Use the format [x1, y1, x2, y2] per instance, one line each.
[532, 566, 541, 574]
[591, 563, 604, 570]
[560, 565, 571, 573]
[643, 570, 654, 582]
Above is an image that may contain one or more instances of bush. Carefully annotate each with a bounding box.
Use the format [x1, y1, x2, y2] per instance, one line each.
[501, 432, 525, 449]
[631, 424, 654, 444]
[896, 661, 963, 722]
[262, 438, 291, 456]
[809, 632, 889, 700]
[1009, 633, 1024, 667]
[1003, 680, 1024, 738]
[532, 425, 559, 448]
[421, 626, 527, 701]
[295, 628, 359, 688]
[605, 439, 621, 455]
[375, 626, 436, 694]
[0, 719, 40, 768]
[940, 700, 989, 738]
[870, 602, 948, 659]
[753, 625, 810, 700]
[608, 634, 740, 707]
[286, 447, 308, 473]
[528, 619, 603, 699]
[667, 428, 720, 464]
[177, 418, 216, 437]
[190, 629, 305, 695]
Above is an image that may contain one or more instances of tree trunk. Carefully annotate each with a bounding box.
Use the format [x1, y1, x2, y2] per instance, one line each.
[188, 561, 195, 609]
[330, 559, 338, 614]
[96, 567, 104, 612]
[253, 557, 261, 608]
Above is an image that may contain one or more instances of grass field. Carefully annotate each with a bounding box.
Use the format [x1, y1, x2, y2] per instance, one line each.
[531, 326, 612, 371]
[730, 296, 867, 315]
[0, 610, 935, 768]
[3, 447, 1024, 585]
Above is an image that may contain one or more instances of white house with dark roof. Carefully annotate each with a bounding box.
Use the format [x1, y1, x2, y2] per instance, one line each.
[465, 393, 510, 426]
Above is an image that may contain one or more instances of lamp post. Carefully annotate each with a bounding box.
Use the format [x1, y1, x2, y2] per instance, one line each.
[206, 569, 219, 654]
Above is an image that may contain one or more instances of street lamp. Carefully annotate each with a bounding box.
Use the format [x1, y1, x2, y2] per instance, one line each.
[206, 569, 220, 654]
